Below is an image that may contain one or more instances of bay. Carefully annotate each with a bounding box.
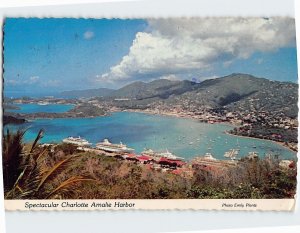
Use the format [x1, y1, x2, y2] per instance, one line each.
[8, 103, 74, 113]
[4, 111, 296, 161]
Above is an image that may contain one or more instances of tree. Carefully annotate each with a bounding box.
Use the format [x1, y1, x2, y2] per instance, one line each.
[3, 129, 93, 199]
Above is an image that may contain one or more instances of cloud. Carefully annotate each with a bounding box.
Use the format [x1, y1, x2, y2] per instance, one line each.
[99, 17, 295, 84]
[6, 79, 19, 86]
[42, 79, 61, 87]
[6, 76, 40, 86]
[5, 76, 60, 88]
[83, 31, 94, 40]
[29, 76, 40, 83]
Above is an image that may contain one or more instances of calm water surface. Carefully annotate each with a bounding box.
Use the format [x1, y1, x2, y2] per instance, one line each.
[8, 103, 74, 113]
[5, 111, 296, 161]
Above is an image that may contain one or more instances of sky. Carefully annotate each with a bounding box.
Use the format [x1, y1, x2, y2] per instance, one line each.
[3, 17, 298, 97]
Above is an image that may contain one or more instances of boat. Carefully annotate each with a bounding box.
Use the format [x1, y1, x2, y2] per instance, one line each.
[224, 149, 239, 160]
[141, 149, 157, 157]
[246, 151, 259, 159]
[62, 136, 91, 146]
[96, 139, 134, 153]
[203, 152, 217, 160]
[158, 150, 185, 160]
[236, 138, 240, 148]
[141, 149, 184, 161]
[37, 101, 50, 105]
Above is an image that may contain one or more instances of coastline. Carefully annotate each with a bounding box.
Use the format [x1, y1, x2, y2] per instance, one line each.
[224, 131, 297, 154]
[6, 105, 297, 154]
[121, 108, 297, 153]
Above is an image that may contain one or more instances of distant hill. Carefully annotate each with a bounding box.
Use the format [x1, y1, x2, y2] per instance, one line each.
[59, 88, 114, 98]
[58, 73, 298, 118]
[109, 79, 199, 99]
[107, 73, 298, 118]
[165, 73, 298, 118]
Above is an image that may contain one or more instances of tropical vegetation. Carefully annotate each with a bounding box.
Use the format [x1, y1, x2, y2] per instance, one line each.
[2, 129, 297, 199]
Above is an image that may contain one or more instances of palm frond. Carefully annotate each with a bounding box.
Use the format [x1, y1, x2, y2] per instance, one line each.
[36, 155, 79, 192]
[2, 129, 26, 191]
[46, 176, 95, 199]
[30, 129, 44, 153]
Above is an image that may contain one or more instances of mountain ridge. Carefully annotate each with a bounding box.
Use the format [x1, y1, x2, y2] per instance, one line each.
[57, 73, 298, 118]
[59, 87, 114, 98]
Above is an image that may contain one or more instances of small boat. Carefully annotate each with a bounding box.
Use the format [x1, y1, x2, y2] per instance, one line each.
[203, 152, 217, 160]
[37, 101, 50, 105]
[247, 151, 259, 159]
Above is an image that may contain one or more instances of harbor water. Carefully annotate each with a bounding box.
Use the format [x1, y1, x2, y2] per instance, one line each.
[4, 109, 296, 161]
[8, 103, 74, 113]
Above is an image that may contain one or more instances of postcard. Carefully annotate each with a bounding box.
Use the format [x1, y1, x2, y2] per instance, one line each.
[2, 17, 298, 211]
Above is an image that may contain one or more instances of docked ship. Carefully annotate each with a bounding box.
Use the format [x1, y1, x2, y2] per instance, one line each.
[203, 152, 217, 160]
[62, 136, 91, 146]
[224, 149, 239, 160]
[141, 149, 184, 161]
[96, 139, 134, 153]
[141, 149, 157, 158]
[158, 150, 184, 160]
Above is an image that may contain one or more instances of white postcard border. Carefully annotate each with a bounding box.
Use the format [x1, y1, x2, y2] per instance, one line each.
[4, 199, 296, 211]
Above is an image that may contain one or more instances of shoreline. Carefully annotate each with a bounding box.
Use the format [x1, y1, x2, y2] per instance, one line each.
[6, 106, 297, 154]
[224, 131, 297, 154]
[122, 109, 297, 153]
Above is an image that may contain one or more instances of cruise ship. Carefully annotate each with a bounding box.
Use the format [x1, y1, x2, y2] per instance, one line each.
[62, 136, 91, 146]
[96, 139, 134, 153]
[141, 149, 184, 161]
[158, 150, 185, 160]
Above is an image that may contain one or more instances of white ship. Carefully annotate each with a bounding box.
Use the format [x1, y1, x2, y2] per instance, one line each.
[141, 149, 184, 161]
[37, 101, 50, 105]
[62, 136, 91, 146]
[224, 149, 239, 160]
[141, 149, 157, 157]
[247, 151, 259, 159]
[158, 150, 184, 160]
[203, 152, 217, 160]
[96, 139, 134, 153]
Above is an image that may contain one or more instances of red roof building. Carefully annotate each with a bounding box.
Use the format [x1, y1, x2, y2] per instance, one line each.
[158, 157, 186, 167]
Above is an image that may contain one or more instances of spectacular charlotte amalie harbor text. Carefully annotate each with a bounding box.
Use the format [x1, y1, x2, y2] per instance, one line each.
[24, 201, 136, 209]
[22, 200, 258, 209]
[8, 199, 288, 211]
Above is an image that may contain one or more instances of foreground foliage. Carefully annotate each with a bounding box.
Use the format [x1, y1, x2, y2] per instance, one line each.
[2, 130, 297, 199]
[3, 130, 93, 199]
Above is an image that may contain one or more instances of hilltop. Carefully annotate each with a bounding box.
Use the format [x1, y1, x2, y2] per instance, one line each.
[4, 73, 298, 151]
[108, 79, 199, 99]
[59, 87, 114, 98]
[99, 73, 297, 118]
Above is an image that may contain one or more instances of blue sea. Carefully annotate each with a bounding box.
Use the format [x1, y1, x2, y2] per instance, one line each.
[8, 103, 74, 113]
[4, 105, 296, 161]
